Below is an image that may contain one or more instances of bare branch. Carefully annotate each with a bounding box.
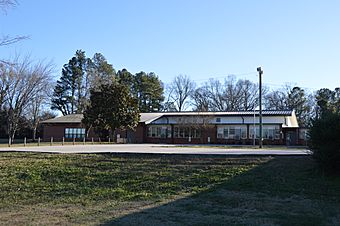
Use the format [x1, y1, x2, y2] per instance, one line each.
[0, 0, 17, 13]
[0, 35, 29, 46]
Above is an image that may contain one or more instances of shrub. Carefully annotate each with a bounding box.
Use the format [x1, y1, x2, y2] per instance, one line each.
[309, 112, 340, 174]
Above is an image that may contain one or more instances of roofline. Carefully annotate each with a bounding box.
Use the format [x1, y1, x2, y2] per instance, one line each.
[144, 110, 294, 116]
[40, 110, 296, 125]
[41, 121, 82, 124]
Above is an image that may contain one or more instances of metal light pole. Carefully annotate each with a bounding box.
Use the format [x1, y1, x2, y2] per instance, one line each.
[257, 67, 263, 148]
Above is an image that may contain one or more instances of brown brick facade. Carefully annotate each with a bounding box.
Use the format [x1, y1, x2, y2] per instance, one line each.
[42, 123, 98, 142]
[42, 115, 303, 145]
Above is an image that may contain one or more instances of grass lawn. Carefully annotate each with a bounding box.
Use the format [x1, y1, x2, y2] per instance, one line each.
[162, 144, 308, 149]
[0, 141, 113, 148]
[0, 153, 339, 225]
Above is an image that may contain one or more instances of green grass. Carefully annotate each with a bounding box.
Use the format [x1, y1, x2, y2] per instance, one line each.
[0, 153, 339, 225]
[164, 144, 308, 149]
[0, 141, 113, 147]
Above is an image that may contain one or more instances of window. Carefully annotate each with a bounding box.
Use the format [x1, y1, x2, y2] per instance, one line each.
[249, 125, 281, 140]
[65, 128, 85, 138]
[147, 125, 171, 138]
[173, 126, 201, 138]
[217, 126, 247, 140]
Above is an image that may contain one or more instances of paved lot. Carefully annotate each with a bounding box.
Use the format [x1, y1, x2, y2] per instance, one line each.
[0, 144, 311, 155]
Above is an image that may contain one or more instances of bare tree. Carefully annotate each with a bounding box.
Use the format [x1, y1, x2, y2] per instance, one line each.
[191, 87, 211, 111]
[204, 79, 226, 111]
[2, 56, 53, 140]
[0, 63, 10, 109]
[26, 83, 54, 140]
[237, 79, 258, 110]
[166, 74, 195, 111]
[264, 84, 292, 110]
[0, 0, 16, 13]
[223, 76, 242, 111]
[198, 76, 260, 111]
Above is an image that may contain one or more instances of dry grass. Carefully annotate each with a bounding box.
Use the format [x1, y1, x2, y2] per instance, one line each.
[0, 153, 339, 225]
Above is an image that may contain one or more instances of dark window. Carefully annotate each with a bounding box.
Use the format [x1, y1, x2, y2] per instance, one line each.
[65, 128, 85, 138]
[173, 126, 201, 138]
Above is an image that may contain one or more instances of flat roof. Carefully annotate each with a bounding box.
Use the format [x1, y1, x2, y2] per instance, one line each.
[152, 110, 293, 117]
[41, 110, 295, 125]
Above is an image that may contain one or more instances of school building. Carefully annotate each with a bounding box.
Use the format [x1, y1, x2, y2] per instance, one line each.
[41, 110, 307, 145]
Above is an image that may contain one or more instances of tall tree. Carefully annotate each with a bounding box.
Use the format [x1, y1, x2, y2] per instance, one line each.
[192, 87, 211, 111]
[165, 74, 195, 111]
[264, 89, 287, 110]
[83, 83, 140, 139]
[334, 88, 340, 113]
[133, 71, 164, 112]
[204, 79, 226, 111]
[315, 88, 340, 117]
[116, 68, 134, 87]
[286, 87, 312, 126]
[265, 85, 313, 126]
[0, 62, 10, 110]
[51, 50, 90, 115]
[237, 79, 258, 110]
[223, 76, 242, 111]
[192, 77, 260, 112]
[88, 53, 116, 90]
[26, 86, 53, 140]
[1, 56, 53, 140]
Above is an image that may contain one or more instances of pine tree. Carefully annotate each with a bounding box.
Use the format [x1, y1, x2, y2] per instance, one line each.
[51, 50, 89, 115]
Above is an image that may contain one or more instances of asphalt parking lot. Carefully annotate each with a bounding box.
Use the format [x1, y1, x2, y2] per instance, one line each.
[0, 144, 311, 155]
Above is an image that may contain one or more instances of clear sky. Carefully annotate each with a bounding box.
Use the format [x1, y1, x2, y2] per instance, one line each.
[1, 0, 340, 91]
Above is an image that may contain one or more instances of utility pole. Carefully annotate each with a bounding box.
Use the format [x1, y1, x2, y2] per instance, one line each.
[257, 67, 263, 148]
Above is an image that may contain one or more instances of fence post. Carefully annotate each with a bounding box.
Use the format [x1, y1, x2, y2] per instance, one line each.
[62, 137, 64, 146]
[83, 137, 85, 145]
[99, 137, 101, 144]
[73, 137, 75, 145]
[92, 137, 94, 145]
[50, 137, 53, 146]
[8, 137, 11, 147]
[38, 137, 40, 146]
[108, 137, 110, 144]
[24, 137, 26, 146]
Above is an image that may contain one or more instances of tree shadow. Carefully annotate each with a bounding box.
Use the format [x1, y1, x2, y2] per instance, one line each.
[103, 156, 340, 226]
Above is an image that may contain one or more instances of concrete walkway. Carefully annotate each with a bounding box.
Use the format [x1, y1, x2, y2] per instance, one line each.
[0, 144, 311, 155]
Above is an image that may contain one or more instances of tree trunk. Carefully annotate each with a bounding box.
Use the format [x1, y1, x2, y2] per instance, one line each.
[33, 127, 37, 141]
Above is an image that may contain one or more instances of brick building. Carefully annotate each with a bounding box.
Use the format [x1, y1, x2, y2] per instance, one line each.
[41, 110, 303, 145]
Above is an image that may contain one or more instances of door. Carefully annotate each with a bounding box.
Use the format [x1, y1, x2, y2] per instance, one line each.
[286, 131, 297, 146]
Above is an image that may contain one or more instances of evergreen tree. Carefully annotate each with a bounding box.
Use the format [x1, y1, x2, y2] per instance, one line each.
[315, 87, 340, 117]
[51, 50, 89, 115]
[116, 68, 134, 87]
[287, 87, 312, 126]
[134, 71, 164, 112]
[88, 53, 116, 90]
[116, 69, 164, 112]
[83, 83, 140, 139]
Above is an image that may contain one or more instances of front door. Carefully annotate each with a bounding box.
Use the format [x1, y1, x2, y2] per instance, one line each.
[286, 131, 297, 146]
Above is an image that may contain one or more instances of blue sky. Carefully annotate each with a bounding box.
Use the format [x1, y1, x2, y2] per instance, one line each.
[1, 0, 340, 91]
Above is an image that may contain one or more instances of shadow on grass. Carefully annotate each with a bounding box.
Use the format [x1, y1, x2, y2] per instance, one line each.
[104, 156, 340, 226]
